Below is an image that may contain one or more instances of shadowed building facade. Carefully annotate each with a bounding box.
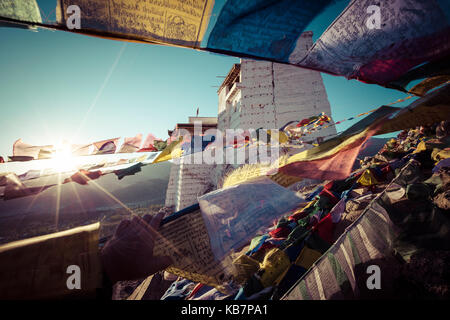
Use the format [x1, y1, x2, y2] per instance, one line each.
[164, 117, 217, 211]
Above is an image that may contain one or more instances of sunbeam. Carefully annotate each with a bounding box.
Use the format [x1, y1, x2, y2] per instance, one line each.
[72, 43, 128, 143]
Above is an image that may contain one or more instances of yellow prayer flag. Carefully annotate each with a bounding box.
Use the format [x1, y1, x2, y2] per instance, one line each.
[267, 130, 289, 144]
[294, 246, 323, 270]
[259, 248, 291, 287]
[152, 137, 183, 163]
[357, 169, 379, 186]
[412, 141, 427, 154]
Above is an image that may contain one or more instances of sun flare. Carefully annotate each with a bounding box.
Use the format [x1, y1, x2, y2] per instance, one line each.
[51, 143, 75, 173]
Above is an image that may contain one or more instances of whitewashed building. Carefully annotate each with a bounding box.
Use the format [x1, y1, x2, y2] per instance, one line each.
[215, 32, 336, 180]
[218, 33, 335, 138]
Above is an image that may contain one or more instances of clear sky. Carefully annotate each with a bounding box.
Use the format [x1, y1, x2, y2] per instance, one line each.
[0, 0, 415, 158]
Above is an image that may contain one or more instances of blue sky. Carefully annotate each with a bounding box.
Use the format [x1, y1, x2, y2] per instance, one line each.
[0, 0, 415, 158]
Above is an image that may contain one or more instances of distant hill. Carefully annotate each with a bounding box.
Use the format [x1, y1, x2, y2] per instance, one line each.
[0, 161, 172, 217]
[0, 161, 172, 244]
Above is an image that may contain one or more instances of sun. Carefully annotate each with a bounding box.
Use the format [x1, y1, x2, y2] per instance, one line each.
[51, 143, 76, 173]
